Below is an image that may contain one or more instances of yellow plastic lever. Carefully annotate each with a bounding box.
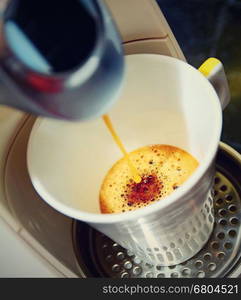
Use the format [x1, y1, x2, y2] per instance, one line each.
[198, 57, 221, 77]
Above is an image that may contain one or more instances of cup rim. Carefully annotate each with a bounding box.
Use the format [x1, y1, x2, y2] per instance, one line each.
[27, 54, 223, 224]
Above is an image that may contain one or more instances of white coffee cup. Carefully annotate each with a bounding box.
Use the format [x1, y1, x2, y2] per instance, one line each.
[27, 54, 230, 265]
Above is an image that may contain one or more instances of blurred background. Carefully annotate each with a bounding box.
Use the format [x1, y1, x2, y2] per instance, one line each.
[157, 0, 241, 153]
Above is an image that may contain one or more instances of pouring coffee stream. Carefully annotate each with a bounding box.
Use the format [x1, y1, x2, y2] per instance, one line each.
[102, 114, 142, 183]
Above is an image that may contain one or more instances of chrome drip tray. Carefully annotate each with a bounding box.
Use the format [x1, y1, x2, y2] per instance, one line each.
[72, 144, 241, 278]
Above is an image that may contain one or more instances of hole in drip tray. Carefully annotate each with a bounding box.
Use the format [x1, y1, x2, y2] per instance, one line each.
[120, 272, 129, 278]
[116, 252, 125, 260]
[171, 272, 179, 278]
[132, 266, 142, 276]
[195, 260, 203, 269]
[157, 273, 165, 278]
[203, 253, 212, 261]
[124, 261, 132, 270]
[217, 252, 225, 260]
[216, 198, 223, 206]
[146, 272, 153, 278]
[208, 263, 216, 271]
[219, 209, 227, 217]
[105, 254, 113, 262]
[220, 185, 228, 192]
[228, 230, 237, 238]
[228, 205, 237, 213]
[219, 219, 227, 226]
[230, 217, 239, 226]
[224, 242, 233, 250]
[211, 241, 219, 250]
[225, 194, 233, 202]
[217, 232, 225, 240]
[182, 268, 191, 276]
[197, 271, 205, 278]
[112, 264, 121, 272]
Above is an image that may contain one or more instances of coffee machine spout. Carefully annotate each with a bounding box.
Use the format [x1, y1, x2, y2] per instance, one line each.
[0, 0, 124, 120]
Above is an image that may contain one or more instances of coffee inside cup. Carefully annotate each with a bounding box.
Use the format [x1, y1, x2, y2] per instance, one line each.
[99, 144, 198, 214]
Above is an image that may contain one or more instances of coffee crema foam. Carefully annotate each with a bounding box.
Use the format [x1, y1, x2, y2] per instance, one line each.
[99, 145, 199, 214]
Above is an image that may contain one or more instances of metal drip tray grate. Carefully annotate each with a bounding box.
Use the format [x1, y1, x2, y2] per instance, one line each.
[73, 144, 241, 278]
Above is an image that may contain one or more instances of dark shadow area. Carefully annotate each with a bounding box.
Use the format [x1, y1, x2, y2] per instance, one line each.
[157, 0, 241, 153]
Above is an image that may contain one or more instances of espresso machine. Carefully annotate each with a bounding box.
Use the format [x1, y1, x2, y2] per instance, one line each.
[0, 0, 241, 278]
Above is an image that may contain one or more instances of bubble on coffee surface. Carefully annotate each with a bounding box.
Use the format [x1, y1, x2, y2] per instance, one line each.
[99, 145, 199, 213]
